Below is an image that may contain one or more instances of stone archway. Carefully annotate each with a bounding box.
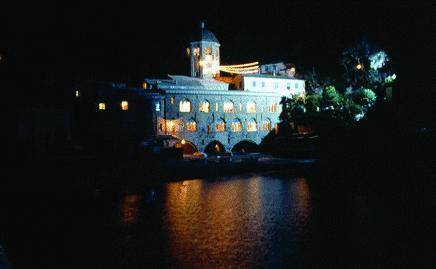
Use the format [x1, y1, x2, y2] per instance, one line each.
[176, 139, 198, 155]
[204, 140, 226, 155]
[231, 140, 259, 153]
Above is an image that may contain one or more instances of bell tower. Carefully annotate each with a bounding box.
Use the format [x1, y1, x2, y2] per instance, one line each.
[188, 22, 220, 79]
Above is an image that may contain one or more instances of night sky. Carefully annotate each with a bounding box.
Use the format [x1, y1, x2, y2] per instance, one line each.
[2, 1, 434, 124]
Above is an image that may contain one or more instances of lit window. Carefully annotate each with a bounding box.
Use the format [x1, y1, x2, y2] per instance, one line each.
[142, 82, 148, 89]
[193, 47, 200, 57]
[98, 103, 106, 110]
[252, 81, 256, 87]
[247, 119, 257, 132]
[246, 101, 256, 113]
[166, 120, 179, 134]
[75, 90, 80, 97]
[186, 119, 197, 132]
[186, 47, 190, 57]
[199, 100, 210, 113]
[215, 103, 219, 112]
[170, 96, 174, 105]
[215, 119, 226, 132]
[179, 99, 191, 112]
[223, 101, 234, 113]
[231, 119, 242, 132]
[155, 102, 160, 112]
[262, 119, 271, 131]
[239, 103, 242, 111]
[121, 101, 128, 110]
[205, 47, 212, 55]
[268, 103, 278, 112]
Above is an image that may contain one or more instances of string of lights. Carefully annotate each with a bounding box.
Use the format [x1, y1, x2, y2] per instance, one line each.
[219, 68, 259, 74]
[220, 65, 259, 70]
[219, 61, 260, 74]
[219, 61, 259, 68]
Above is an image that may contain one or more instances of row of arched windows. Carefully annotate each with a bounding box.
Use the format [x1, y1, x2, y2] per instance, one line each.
[175, 118, 272, 133]
[177, 99, 278, 114]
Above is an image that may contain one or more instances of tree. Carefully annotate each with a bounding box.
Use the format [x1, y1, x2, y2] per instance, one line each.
[352, 88, 377, 111]
[280, 95, 306, 131]
[340, 40, 395, 97]
[304, 68, 332, 95]
[322, 85, 342, 109]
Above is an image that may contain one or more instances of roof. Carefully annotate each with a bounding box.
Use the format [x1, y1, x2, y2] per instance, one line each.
[145, 75, 229, 91]
[242, 74, 304, 80]
[191, 22, 219, 44]
[201, 27, 219, 43]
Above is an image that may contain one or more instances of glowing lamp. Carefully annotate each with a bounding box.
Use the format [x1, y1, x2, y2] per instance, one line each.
[142, 82, 148, 89]
[75, 90, 80, 97]
[98, 103, 106, 110]
[356, 64, 362, 70]
[181, 139, 186, 145]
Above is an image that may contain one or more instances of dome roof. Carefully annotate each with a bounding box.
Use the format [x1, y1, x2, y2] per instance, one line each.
[201, 27, 219, 43]
[192, 22, 219, 44]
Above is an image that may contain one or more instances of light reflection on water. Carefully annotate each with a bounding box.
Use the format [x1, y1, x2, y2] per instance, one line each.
[160, 174, 312, 268]
[120, 194, 142, 224]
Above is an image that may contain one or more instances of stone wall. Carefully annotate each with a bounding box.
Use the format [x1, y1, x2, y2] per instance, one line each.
[157, 90, 282, 152]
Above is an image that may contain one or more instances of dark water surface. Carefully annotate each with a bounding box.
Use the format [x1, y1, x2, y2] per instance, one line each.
[2, 170, 434, 268]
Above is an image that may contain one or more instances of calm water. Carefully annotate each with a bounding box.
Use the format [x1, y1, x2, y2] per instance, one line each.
[2, 171, 434, 268]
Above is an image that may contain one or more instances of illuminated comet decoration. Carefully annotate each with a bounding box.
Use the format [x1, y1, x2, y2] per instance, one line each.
[219, 61, 260, 74]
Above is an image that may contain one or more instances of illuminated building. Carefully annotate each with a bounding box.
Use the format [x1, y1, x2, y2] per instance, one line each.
[71, 22, 305, 155]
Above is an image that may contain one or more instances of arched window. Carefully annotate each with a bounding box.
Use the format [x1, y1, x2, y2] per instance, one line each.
[199, 100, 210, 113]
[223, 101, 234, 113]
[231, 118, 242, 132]
[262, 119, 271, 131]
[247, 118, 257, 132]
[121, 101, 128, 110]
[98, 102, 106, 110]
[246, 101, 256, 113]
[268, 103, 278, 112]
[179, 99, 191, 113]
[215, 118, 226, 132]
[186, 119, 197, 132]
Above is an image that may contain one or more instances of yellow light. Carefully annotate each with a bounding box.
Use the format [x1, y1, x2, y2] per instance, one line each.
[181, 139, 186, 145]
[75, 90, 80, 97]
[142, 82, 147, 89]
[219, 61, 260, 74]
[121, 101, 128, 110]
[356, 64, 362, 70]
[98, 103, 106, 110]
[290, 67, 296, 72]
[220, 61, 259, 68]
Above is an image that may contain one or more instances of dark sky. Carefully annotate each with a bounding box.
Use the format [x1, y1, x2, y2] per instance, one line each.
[2, 1, 435, 122]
